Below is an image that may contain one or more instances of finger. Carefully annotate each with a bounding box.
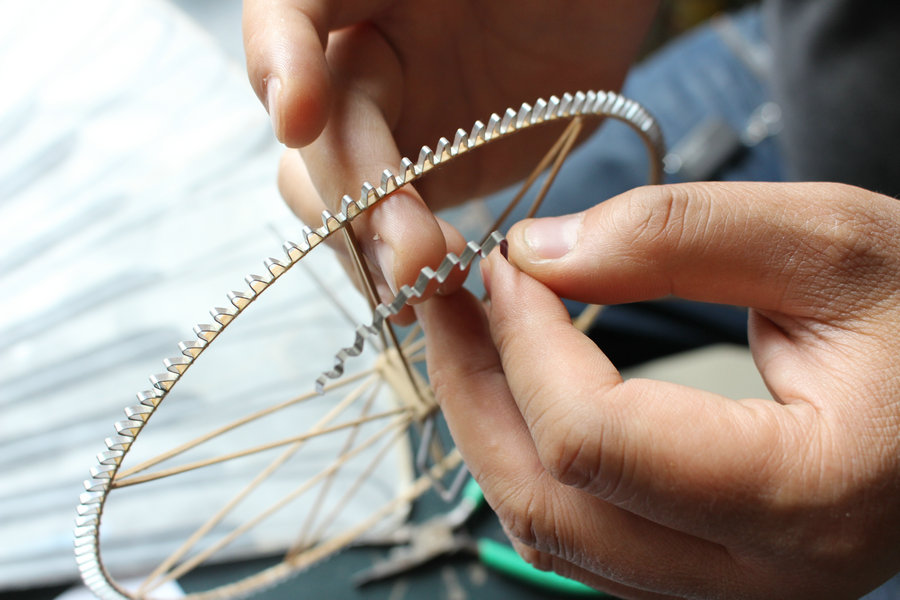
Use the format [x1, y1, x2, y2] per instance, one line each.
[297, 27, 454, 297]
[419, 288, 739, 598]
[502, 180, 900, 419]
[278, 147, 410, 320]
[279, 147, 469, 299]
[506, 181, 897, 321]
[482, 251, 812, 543]
[506, 537, 682, 600]
[418, 288, 542, 488]
[243, 0, 331, 145]
[242, 0, 396, 146]
[278, 148, 416, 323]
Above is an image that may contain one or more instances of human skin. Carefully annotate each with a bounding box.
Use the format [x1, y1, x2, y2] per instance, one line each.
[243, 0, 658, 309]
[243, 3, 900, 596]
[418, 181, 900, 599]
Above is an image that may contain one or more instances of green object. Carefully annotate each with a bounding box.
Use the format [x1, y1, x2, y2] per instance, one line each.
[476, 538, 607, 596]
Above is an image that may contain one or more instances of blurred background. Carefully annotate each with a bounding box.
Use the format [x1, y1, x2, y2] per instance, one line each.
[0, 0, 302, 596]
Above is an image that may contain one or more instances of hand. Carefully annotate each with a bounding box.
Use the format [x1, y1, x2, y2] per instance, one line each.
[420, 182, 900, 599]
[243, 0, 657, 305]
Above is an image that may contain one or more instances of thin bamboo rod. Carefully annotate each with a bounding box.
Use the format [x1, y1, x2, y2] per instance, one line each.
[141, 416, 412, 593]
[483, 116, 583, 239]
[287, 380, 382, 555]
[136, 374, 380, 595]
[181, 449, 462, 600]
[285, 386, 401, 560]
[343, 223, 427, 408]
[342, 225, 388, 351]
[114, 406, 404, 488]
[117, 369, 375, 480]
[523, 117, 583, 220]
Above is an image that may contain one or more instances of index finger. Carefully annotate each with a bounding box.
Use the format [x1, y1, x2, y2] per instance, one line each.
[419, 286, 739, 598]
[482, 251, 810, 543]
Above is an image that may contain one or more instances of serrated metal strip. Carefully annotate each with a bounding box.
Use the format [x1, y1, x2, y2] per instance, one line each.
[316, 232, 504, 392]
[75, 90, 664, 600]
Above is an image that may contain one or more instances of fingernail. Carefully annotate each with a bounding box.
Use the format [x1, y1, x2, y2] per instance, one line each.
[373, 239, 397, 295]
[499, 239, 509, 261]
[523, 213, 582, 260]
[266, 76, 282, 141]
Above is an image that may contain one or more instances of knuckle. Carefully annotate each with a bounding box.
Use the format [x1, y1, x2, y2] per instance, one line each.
[534, 414, 598, 490]
[426, 361, 454, 404]
[787, 184, 900, 315]
[525, 392, 628, 500]
[492, 481, 552, 550]
[617, 183, 713, 257]
[583, 382, 636, 503]
[502, 378, 602, 491]
[826, 199, 899, 278]
[510, 374, 552, 420]
[427, 361, 472, 407]
[514, 543, 555, 573]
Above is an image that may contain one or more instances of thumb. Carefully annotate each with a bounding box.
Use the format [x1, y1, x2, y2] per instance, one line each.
[505, 181, 889, 321]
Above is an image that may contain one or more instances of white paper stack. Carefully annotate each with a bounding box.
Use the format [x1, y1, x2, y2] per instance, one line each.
[0, 0, 410, 590]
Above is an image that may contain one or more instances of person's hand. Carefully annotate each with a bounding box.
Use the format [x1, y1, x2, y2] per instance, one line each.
[243, 0, 657, 307]
[420, 182, 900, 599]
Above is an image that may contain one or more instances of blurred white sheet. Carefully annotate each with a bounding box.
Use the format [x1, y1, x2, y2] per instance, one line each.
[0, 0, 410, 589]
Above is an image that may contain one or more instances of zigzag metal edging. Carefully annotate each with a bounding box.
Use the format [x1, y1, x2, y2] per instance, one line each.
[316, 231, 505, 393]
[74, 89, 663, 600]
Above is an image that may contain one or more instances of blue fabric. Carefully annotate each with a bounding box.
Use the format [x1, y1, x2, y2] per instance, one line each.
[487, 7, 777, 367]
[543, 8, 784, 206]
[865, 574, 900, 600]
